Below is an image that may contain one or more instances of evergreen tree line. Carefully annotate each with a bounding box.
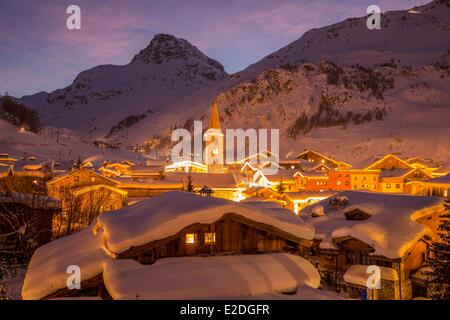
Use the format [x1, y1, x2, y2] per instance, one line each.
[0, 96, 41, 133]
[106, 113, 147, 138]
[287, 96, 388, 139]
[321, 62, 394, 100]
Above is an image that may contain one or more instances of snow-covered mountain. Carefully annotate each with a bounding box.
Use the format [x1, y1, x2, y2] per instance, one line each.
[239, 0, 450, 78]
[19, 34, 227, 140]
[14, 0, 450, 164]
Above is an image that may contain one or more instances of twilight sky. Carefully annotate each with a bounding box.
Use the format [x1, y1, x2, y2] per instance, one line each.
[0, 0, 429, 97]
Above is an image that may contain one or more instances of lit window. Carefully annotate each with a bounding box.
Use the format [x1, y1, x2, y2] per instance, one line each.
[74, 176, 79, 182]
[387, 184, 391, 189]
[337, 181, 342, 186]
[204, 232, 216, 244]
[185, 233, 195, 244]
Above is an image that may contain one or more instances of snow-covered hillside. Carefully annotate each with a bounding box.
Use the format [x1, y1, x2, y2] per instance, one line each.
[239, 0, 450, 78]
[12, 0, 450, 165]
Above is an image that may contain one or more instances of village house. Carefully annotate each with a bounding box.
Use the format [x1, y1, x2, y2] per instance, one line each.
[21, 191, 319, 300]
[47, 167, 127, 236]
[378, 167, 433, 193]
[406, 173, 450, 198]
[265, 169, 299, 192]
[294, 171, 330, 192]
[363, 153, 412, 171]
[327, 170, 380, 192]
[300, 191, 446, 300]
[0, 160, 54, 195]
[296, 150, 352, 171]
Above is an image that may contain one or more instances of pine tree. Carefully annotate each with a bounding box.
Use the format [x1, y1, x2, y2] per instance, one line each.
[427, 199, 450, 299]
[185, 175, 194, 192]
[75, 156, 83, 169]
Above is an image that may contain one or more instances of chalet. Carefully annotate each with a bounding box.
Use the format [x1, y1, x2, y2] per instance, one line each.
[406, 173, 450, 198]
[405, 156, 441, 173]
[379, 168, 433, 193]
[300, 191, 445, 300]
[241, 186, 283, 202]
[265, 169, 299, 192]
[279, 159, 302, 170]
[327, 170, 380, 192]
[296, 150, 352, 171]
[47, 168, 127, 235]
[22, 191, 317, 300]
[0, 160, 53, 195]
[363, 154, 412, 171]
[294, 171, 330, 192]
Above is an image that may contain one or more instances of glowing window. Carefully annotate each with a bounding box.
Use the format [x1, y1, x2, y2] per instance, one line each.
[185, 233, 195, 244]
[204, 232, 216, 244]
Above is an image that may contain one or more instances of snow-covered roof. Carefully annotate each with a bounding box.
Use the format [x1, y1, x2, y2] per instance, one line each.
[283, 191, 335, 201]
[266, 169, 298, 181]
[22, 226, 110, 300]
[379, 168, 413, 178]
[23, 191, 314, 300]
[301, 191, 445, 259]
[343, 265, 398, 287]
[103, 253, 320, 299]
[111, 177, 183, 189]
[424, 173, 450, 184]
[164, 172, 239, 189]
[96, 191, 314, 254]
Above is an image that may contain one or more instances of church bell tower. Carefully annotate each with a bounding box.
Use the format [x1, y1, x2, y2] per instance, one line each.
[204, 99, 224, 173]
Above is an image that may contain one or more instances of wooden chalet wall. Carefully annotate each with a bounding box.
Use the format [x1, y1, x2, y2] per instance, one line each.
[119, 212, 307, 264]
[47, 168, 117, 198]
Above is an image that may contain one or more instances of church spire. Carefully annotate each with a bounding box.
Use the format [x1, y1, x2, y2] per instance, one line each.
[209, 98, 221, 130]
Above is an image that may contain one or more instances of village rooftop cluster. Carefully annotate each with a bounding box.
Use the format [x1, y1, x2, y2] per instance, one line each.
[0, 101, 449, 300]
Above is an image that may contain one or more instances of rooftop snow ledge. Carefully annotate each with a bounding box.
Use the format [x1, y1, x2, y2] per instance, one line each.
[95, 191, 314, 255]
